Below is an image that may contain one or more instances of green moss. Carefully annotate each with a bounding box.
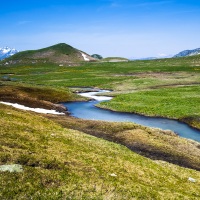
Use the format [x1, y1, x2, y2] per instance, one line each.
[0, 105, 200, 199]
[100, 86, 200, 128]
[0, 50, 200, 198]
[48, 115, 200, 171]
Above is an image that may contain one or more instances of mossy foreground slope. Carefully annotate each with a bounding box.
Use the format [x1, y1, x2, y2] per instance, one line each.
[0, 105, 200, 199]
[0, 47, 200, 199]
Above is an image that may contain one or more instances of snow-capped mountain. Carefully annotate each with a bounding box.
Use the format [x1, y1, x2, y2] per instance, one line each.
[131, 55, 172, 61]
[0, 47, 19, 60]
[173, 48, 200, 58]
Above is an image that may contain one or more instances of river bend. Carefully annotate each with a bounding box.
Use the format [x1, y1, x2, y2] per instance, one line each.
[62, 90, 200, 142]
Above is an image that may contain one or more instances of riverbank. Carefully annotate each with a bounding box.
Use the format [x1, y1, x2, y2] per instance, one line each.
[98, 86, 200, 130]
[1, 104, 200, 199]
[0, 84, 80, 112]
[96, 103, 200, 135]
[1, 85, 200, 170]
[64, 89, 200, 141]
[1, 64, 200, 198]
[47, 114, 200, 171]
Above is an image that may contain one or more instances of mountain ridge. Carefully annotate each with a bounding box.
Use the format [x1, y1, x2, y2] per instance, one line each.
[174, 47, 200, 57]
[0, 47, 19, 60]
[2, 43, 96, 65]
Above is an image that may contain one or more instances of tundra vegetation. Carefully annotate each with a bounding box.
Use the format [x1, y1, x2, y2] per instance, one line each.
[0, 44, 200, 199]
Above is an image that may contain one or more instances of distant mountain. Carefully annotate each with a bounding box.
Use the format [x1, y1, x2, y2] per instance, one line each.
[132, 57, 158, 61]
[102, 57, 129, 62]
[91, 54, 103, 60]
[2, 43, 96, 65]
[0, 47, 19, 60]
[173, 48, 200, 58]
[131, 55, 172, 61]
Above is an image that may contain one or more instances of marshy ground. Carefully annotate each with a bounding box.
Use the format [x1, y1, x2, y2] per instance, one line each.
[0, 56, 200, 199]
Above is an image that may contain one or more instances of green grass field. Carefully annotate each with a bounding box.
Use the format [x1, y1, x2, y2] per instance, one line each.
[99, 86, 200, 128]
[1, 56, 200, 127]
[1, 105, 200, 199]
[0, 54, 200, 199]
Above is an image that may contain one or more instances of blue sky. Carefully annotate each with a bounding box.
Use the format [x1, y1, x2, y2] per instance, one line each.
[0, 0, 200, 58]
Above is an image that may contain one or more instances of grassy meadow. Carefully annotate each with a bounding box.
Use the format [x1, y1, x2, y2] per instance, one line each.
[99, 86, 200, 129]
[1, 55, 200, 127]
[0, 54, 200, 199]
[0, 104, 200, 199]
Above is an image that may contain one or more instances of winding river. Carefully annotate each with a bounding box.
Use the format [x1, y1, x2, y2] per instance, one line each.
[62, 90, 200, 142]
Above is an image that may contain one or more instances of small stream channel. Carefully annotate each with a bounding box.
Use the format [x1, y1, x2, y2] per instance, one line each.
[62, 90, 200, 142]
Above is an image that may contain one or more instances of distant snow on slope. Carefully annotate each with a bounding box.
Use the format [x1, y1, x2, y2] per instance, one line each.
[0, 101, 65, 115]
[79, 90, 113, 101]
[80, 52, 90, 61]
[0, 47, 19, 60]
[173, 48, 200, 57]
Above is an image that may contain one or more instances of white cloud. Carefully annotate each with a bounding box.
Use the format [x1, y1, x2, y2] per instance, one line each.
[17, 21, 32, 26]
[110, 2, 120, 7]
[134, 1, 173, 7]
[109, 0, 122, 8]
[158, 53, 167, 57]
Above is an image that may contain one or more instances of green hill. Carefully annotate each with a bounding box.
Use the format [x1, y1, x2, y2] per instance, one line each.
[0, 48, 200, 199]
[102, 57, 129, 62]
[3, 43, 96, 65]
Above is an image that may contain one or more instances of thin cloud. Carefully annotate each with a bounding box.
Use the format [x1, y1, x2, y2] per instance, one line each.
[171, 9, 200, 15]
[134, 1, 174, 7]
[96, 0, 121, 12]
[157, 53, 171, 58]
[17, 21, 32, 26]
[103, 0, 173, 9]
[110, 2, 121, 8]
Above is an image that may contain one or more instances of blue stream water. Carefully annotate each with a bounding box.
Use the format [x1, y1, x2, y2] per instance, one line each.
[62, 91, 200, 142]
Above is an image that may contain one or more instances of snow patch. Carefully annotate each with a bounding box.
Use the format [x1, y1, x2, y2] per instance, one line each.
[188, 177, 196, 183]
[80, 52, 90, 61]
[79, 90, 113, 101]
[2, 49, 10, 53]
[110, 173, 117, 177]
[0, 46, 19, 60]
[0, 101, 65, 115]
[0, 164, 23, 173]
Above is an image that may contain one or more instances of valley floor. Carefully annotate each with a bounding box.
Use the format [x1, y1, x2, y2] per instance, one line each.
[0, 56, 200, 198]
[0, 104, 200, 199]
